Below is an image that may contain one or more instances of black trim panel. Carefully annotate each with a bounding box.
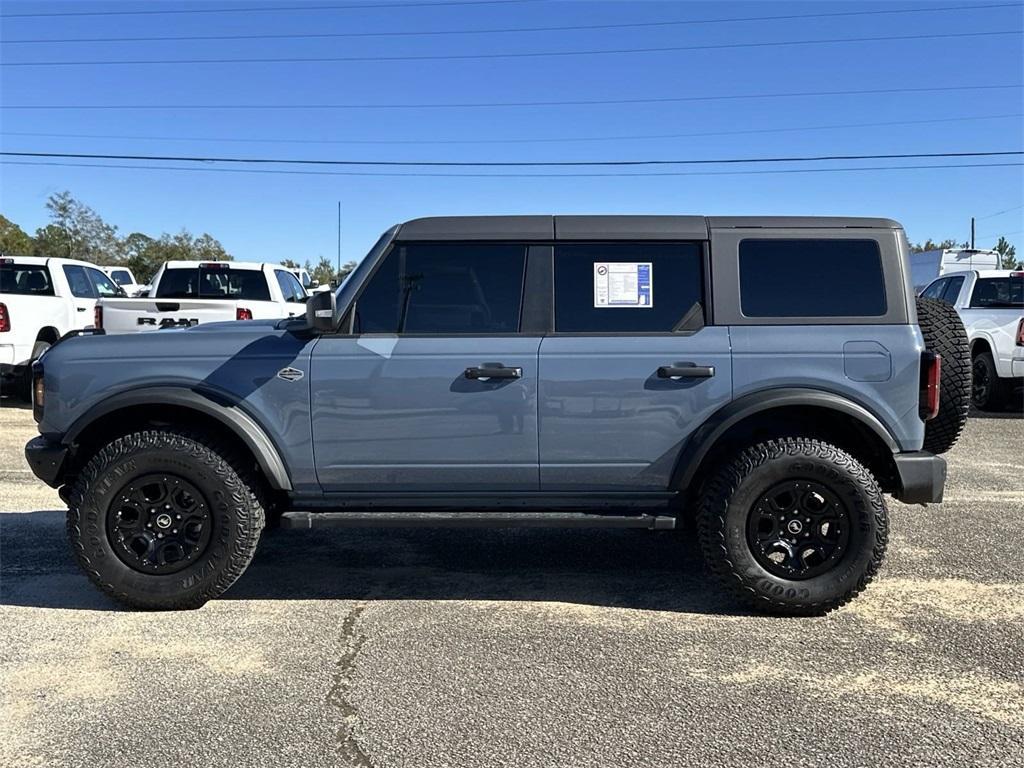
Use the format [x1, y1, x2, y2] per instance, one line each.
[24, 436, 68, 488]
[63, 386, 293, 491]
[893, 451, 946, 504]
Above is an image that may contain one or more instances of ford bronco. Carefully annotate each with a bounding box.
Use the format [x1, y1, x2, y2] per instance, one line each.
[24, 216, 971, 614]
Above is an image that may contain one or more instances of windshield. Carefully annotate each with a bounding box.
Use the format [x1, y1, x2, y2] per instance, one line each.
[0, 263, 56, 296]
[970, 276, 1023, 308]
[155, 267, 271, 301]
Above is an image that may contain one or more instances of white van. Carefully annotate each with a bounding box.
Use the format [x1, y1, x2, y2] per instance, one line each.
[910, 248, 1000, 294]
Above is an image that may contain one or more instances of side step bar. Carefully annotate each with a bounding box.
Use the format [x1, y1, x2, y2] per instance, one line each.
[280, 511, 677, 530]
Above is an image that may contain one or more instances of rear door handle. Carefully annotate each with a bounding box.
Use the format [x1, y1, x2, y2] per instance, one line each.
[465, 365, 522, 380]
[658, 364, 715, 379]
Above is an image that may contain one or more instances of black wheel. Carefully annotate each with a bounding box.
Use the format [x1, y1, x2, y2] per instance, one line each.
[697, 438, 888, 616]
[971, 350, 1007, 411]
[915, 297, 970, 454]
[67, 429, 265, 610]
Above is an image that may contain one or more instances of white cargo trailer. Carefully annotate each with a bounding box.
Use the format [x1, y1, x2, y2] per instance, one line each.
[910, 248, 1000, 293]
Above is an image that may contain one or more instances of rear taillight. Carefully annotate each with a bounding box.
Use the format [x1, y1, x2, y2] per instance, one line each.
[920, 352, 942, 421]
[236, 307, 253, 321]
[93, 305, 103, 329]
[0, 302, 9, 332]
[1017, 318, 1024, 347]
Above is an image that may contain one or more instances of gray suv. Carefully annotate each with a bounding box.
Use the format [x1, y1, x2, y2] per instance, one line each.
[24, 216, 971, 614]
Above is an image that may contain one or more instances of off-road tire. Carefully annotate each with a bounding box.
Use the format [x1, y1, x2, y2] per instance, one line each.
[971, 349, 1008, 412]
[67, 429, 265, 610]
[697, 438, 888, 616]
[915, 296, 970, 454]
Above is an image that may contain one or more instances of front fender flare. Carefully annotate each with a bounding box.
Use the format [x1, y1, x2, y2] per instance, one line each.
[671, 388, 899, 491]
[64, 385, 292, 491]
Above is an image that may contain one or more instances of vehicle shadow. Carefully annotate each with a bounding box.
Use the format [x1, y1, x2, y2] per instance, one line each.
[0, 395, 32, 410]
[0, 510, 750, 616]
[968, 401, 1023, 419]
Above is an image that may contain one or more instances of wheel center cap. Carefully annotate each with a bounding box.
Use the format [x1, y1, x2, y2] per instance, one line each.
[155, 513, 173, 530]
[787, 519, 804, 535]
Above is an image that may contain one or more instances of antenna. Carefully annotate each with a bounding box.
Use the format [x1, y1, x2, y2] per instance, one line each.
[336, 201, 342, 279]
[970, 216, 975, 249]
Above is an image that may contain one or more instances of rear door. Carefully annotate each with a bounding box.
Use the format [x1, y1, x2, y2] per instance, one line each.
[311, 241, 540, 492]
[538, 242, 733, 491]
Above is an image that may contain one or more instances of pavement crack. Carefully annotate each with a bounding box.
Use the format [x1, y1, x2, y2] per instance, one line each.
[327, 600, 373, 768]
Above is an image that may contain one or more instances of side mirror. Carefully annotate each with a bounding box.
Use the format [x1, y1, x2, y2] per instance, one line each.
[305, 288, 337, 333]
[309, 279, 320, 289]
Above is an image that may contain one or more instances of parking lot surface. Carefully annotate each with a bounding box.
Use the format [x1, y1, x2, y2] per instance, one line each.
[1, 397, 1022, 768]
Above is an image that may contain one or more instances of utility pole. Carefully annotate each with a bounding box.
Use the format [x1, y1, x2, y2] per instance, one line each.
[970, 217, 975, 249]
[336, 201, 342, 281]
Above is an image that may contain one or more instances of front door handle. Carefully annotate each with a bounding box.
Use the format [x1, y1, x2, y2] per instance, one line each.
[77, 307, 88, 312]
[658, 364, 715, 380]
[465, 365, 522, 380]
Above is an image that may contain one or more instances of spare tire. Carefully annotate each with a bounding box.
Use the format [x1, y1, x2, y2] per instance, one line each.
[916, 296, 970, 454]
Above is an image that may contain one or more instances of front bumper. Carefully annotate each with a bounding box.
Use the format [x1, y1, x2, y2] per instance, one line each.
[893, 451, 946, 504]
[25, 435, 68, 488]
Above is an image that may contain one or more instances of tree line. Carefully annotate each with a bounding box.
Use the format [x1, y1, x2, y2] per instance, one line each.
[910, 236, 1019, 268]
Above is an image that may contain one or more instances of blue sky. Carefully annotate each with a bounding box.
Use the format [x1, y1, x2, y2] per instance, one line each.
[1, 0, 1022, 265]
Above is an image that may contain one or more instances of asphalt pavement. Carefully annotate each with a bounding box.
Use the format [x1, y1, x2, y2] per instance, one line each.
[1, 396, 1022, 768]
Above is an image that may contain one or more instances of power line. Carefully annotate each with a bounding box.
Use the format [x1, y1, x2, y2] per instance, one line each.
[976, 204, 1024, 220]
[5, 113, 1020, 147]
[5, 3, 1018, 44]
[3, 159, 1021, 178]
[4, 150, 1021, 169]
[0, 0, 539, 19]
[5, 83, 1019, 111]
[3, 28, 1019, 67]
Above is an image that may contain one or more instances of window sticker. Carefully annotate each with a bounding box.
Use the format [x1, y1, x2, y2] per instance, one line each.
[593, 262, 653, 308]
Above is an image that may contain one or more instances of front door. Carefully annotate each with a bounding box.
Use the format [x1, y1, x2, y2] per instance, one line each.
[311, 242, 539, 493]
[538, 242, 733, 491]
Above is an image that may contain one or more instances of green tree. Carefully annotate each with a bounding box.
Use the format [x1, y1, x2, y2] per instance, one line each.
[33, 191, 121, 262]
[0, 214, 33, 255]
[310, 257, 357, 287]
[909, 238, 967, 253]
[993, 236, 1020, 269]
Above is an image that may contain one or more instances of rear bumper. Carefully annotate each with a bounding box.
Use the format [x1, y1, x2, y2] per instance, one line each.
[24, 435, 68, 488]
[893, 451, 946, 504]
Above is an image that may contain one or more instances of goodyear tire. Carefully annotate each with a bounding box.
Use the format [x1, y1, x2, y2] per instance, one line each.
[915, 296, 970, 454]
[67, 429, 264, 610]
[697, 438, 888, 616]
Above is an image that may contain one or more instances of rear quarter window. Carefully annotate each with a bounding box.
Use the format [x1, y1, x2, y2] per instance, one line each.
[739, 239, 887, 318]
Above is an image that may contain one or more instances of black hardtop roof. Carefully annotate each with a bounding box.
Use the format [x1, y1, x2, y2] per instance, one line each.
[394, 215, 902, 241]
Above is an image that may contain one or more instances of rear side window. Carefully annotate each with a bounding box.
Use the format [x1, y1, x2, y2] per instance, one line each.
[88, 268, 122, 298]
[155, 268, 272, 301]
[739, 239, 887, 317]
[0, 263, 55, 296]
[554, 242, 704, 332]
[970, 276, 1024, 308]
[274, 270, 306, 303]
[354, 243, 526, 334]
[62, 265, 96, 298]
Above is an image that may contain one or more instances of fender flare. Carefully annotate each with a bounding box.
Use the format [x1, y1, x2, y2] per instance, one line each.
[670, 387, 899, 491]
[64, 385, 292, 491]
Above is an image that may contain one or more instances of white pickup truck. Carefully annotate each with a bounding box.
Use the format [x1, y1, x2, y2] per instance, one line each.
[1, 256, 124, 396]
[920, 269, 1024, 410]
[98, 261, 309, 334]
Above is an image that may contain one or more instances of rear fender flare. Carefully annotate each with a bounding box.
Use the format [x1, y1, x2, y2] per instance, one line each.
[671, 388, 899, 491]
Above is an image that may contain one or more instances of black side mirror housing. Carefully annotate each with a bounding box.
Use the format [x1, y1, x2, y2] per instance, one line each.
[305, 289, 337, 334]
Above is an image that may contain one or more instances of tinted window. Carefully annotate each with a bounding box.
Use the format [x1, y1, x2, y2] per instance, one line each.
[62, 265, 96, 298]
[109, 269, 133, 285]
[354, 243, 526, 334]
[920, 278, 947, 300]
[88, 268, 122, 298]
[739, 239, 887, 317]
[941, 275, 965, 304]
[554, 243, 703, 332]
[275, 270, 306, 303]
[155, 267, 272, 301]
[970, 276, 1023, 308]
[0, 263, 55, 296]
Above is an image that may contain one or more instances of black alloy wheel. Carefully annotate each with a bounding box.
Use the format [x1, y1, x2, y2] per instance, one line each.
[106, 473, 213, 574]
[746, 479, 851, 580]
